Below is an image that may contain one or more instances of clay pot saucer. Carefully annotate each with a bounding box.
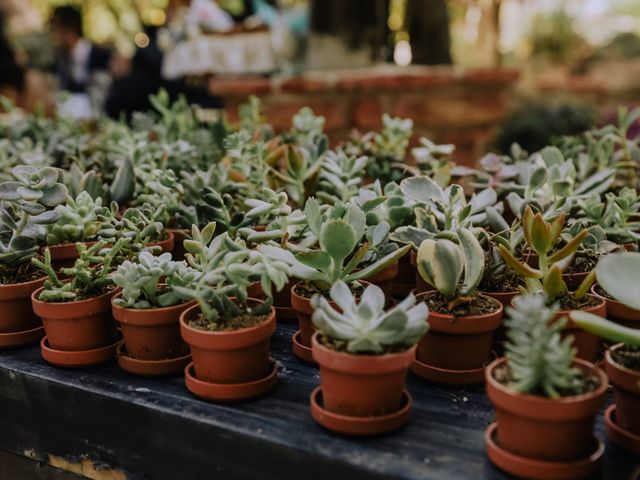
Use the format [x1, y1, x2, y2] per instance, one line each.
[292, 330, 316, 365]
[117, 343, 191, 377]
[410, 354, 493, 385]
[0, 325, 44, 349]
[40, 335, 121, 368]
[485, 423, 604, 479]
[605, 404, 640, 455]
[184, 359, 278, 402]
[310, 387, 412, 436]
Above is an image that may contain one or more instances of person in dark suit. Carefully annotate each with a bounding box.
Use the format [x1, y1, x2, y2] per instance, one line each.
[49, 5, 111, 94]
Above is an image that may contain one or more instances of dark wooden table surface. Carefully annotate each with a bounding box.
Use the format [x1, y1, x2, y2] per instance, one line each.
[0, 322, 638, 480]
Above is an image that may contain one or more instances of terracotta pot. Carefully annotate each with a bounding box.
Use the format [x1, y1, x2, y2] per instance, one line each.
[482, 290, 519, 308]
[291, 282, 322, 348]
[47, 242, 94, 270]
[415, 292, 503, 371]
[605, 344, 640, 436]
[562, 270, 590, 292]
[312, 332, 415, 417]
[482, 290, 519, 354]
[0, 276, 46, 333]
[554, 294, 606, 362]
[112, 294, 194, 361]
[486, 357, 607, 462]
[359, 262, 398, 301]
[247, 282, 266, 300]
[148, 231, 175, 254]
[591, 285, 640, 328]
[392, 250, 416, 296]
[180, 299, 276, 384]
[31, 286, 118, 351]
[273, 279, 296, 309]
[168, 229, 190, 261]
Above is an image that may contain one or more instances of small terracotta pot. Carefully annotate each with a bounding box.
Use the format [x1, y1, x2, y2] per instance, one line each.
[359, 262, 398, 302]
[415, 292, 503, 371]
[168, 229, 190, 261]
[591, 285, 640, 328]
[312, 332, 415, 417]
[148, 231, 175, 254]
[180, 300, 276, 384]
[47, 242, 94, 270]
[562, 270, 590, 291]
[554, 294, 606, 362]
[246, 282, 266, 300]
[486, 357, 607, 462]
[31, 287, 118, 351]
[605, 344, 640, 436]
[0, 276, 46, 334]
[112, 294, 194, 361]
[291, 282, 322, 348]
[392, 250, 416, 297]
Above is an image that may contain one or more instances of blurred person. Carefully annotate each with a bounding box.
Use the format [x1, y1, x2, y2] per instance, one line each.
[49, 5, 111, 117]
[105, 25, 222, 119]
[0, 11, 54, 115]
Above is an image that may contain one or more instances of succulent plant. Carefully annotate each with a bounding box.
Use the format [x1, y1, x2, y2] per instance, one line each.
[0, 166, 68, 280]
[311, 281, 429, 354]
[350, 181, 415, 230]
[98, 201, 164, 241]
[289, 107, 325, 147]
[505, 294, 582, 398]
[46, 192, 103, 245]
[33, 238, 128, 302]
[259, 199, 411, 292]
[316, 151, 367, 204]
[416, 227, 485, 301]
[366, 114, 413, 184]
[266, 138, 326, 208]
[572, 188, 640, 245]
[134, 168, 187, 228]
[411, 137, 456, 186]
[112, 251, 201, 309]
[498, 206, 594, 303]
[172, 223, 291, 328]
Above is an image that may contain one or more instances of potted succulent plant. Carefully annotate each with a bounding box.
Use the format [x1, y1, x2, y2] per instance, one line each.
[414, 227, 503, 384]
[111, 251, 201, 376]
[259, 199, 410, 363]
[45, 191, 103, 270]
[309, 281, 428, 435]
[173, 223, 290, 401]
[571, 252, 640, 454]
[31, 238, 128, 367]
[0, 166, 68, 348]
[486, 293, 608, 479]
[498, 206, 605, 360]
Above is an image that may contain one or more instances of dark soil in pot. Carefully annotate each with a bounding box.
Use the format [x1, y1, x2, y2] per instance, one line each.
[31, 286, 118, 351]
[414, 292, 503, 371]
[605, 344, 640, 436]
[180, 300, 276, 384]
[486, 356, 607, 462]
[112, 294, 194, 361]
[312, 333, 415, 417]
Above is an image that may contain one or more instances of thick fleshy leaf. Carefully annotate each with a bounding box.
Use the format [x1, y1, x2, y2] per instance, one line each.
[0, 182, 21, 200]
[320, 220, 357, 267]
[399, 176, 443, 204]
[543, 265, 566, 301]
[17, 186, 42, 201]
[570, 311, 640, 346]
[304, 198, 322, 239]
[30, 210, 61, 224]
[39, 184, 68, 207]
[296, 250, 331, 272]
[530, 213, 550, 255]
[498, 245, 540, 279]
[39, 167, 59, 188]
[457, 228, 484, 296]
[596, 253, 640, 310]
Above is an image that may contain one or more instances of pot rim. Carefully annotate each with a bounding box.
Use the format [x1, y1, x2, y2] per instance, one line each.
[179, 298, 275, 338]
[31, 282, 120, 308]
[605, 343, 640, 378]
[416, 291, 503, 318]
[486, 356, 608, 406]
[312, 331, 416, 360]
[0, 274, 46, 291]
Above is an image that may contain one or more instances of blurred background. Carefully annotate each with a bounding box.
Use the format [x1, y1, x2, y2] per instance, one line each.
[1, 0, 639, 165]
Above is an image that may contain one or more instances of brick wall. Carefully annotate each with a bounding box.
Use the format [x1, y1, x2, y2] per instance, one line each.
[208, 66, 520, 167]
